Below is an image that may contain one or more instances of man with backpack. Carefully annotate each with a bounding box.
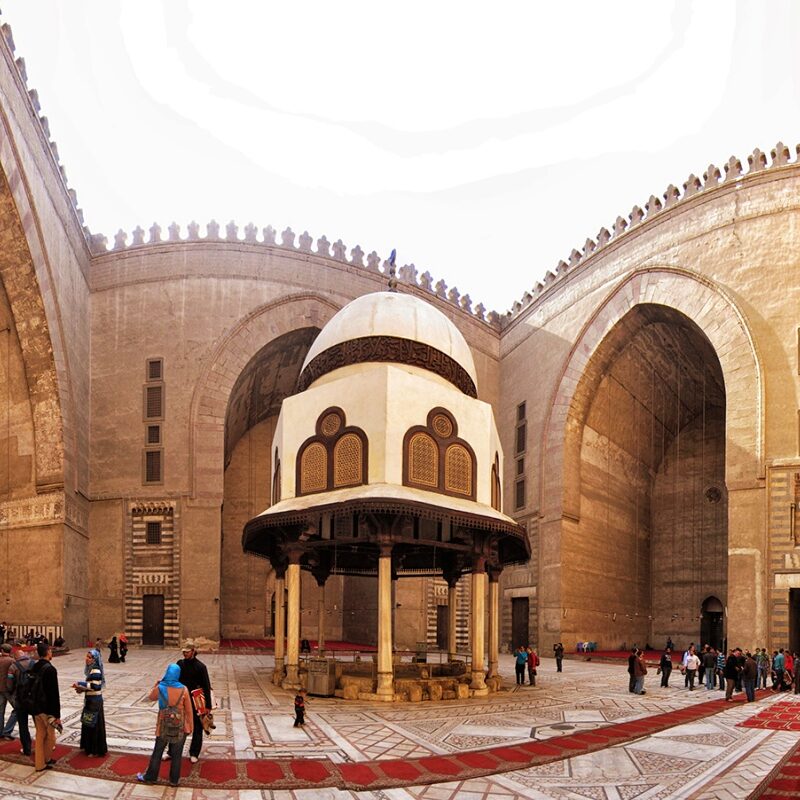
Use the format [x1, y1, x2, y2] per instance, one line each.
[29, 642, 61, 771]
[5, 641, 36, 756]
[137, 664, 194, 787]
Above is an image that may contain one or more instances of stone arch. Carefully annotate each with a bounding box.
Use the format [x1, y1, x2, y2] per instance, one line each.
[0, 163, 66, 492]
[189, 293, 342, 501]
[541, 267, 763, 522]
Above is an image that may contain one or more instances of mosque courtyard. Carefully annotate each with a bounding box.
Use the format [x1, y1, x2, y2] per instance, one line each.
[0, 649, 797, 799]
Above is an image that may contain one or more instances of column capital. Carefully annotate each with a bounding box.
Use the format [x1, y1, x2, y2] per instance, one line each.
[285, 545, 304, 565]
[487, 564, 503, 583]
[378, 541, 393, 559]
[472, 553, 487, 573]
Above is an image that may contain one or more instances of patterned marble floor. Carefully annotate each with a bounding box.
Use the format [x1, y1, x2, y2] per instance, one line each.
[0, 648, 795, 799]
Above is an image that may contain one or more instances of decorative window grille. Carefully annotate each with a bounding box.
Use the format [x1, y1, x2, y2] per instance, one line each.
[333, 433, 362, 487]
[145, 385, 163, 419]
[296, 408, 368, 496]
[444, 444, 472, 495]
[409, 433, 438, 487]
[145, 450, 162, 483]
[146, 521, 162, 544]
[300, 442, 327, 494]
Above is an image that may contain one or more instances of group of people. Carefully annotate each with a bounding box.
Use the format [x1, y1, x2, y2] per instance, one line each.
[513, 646, 540, 685]
[628, 642, 800, 700]
[0, 638, 213, 788]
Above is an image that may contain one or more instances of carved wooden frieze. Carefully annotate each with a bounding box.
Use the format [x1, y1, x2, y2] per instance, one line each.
[297, 336, 478, 398]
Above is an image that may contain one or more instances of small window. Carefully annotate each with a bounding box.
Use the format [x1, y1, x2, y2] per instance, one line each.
[146, 521, 162, 545]
[145, 385, 163, 419]
[517, 402, 526, 422]
[147, 358, 163, 382]
[146, 425, 161, 445]
[515, 478, 526, 510]
[516, 457, 524, 476]
[144, 449, 162, 483]
[515, 422, 526, 455]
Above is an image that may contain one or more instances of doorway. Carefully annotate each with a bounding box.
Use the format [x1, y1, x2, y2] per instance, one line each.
[700, 596, 724, 651]
[142, 594, 165, 645]
[436, 604, 448, 650]
[790, 590, 800, 655]
[512, 597, 530, 650]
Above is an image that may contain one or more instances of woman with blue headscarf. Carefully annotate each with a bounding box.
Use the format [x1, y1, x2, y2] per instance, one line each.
[72, 649, 107, 756]
[137, 664, 194, 787]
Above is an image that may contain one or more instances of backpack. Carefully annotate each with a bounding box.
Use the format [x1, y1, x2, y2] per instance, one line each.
[158, 688, 186, 742]
[15, 660, 45, 715]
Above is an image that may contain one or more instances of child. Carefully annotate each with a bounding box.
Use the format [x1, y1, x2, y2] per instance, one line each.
[293, 689, 307, 727]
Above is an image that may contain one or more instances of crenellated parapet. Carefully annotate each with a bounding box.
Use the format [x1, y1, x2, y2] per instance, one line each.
[504, 140, 800, 325]
[92, 220, 500, 328]
[0, 19, 88, 232]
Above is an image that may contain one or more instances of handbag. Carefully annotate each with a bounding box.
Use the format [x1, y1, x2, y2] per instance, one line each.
[81, 708, 99, 728]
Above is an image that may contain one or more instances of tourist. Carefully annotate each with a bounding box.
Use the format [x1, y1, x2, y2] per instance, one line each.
[177, 640, 212, 764]
[72, 649, 107, 756]
[724, 649, 739, 701]
[785, 649, 794, 689]
[685, 648, 700, 690]
[657, 647, 672, 687]
[632, 649, 647, 694]
[31, 642, 61, 772]
[137, 664, 193, 787]
[514, 646, 527, 685]
[553, 642, 564, 672]
[527, 647, 539, 686]
[793, 652, 800, 694]
[627, 648, 637, 693]
[682, 643, 695, 687]
[666, 637, 674, 651]
[293, 688, 307, 727]
[742, 650, 757, 701]
[0, 644, 13, 738]
[119, 634, 128, 663]
[108, 636, 120, 664]
[773, 649, 785, 691]
[703, 647, 717, 690]
[756, 647, 769, 689]
[0, 622, 5, 645]
[735, 648, 745, 692]
[698, 645, 708, 685]
[4, 641, 35, 754]
[716, 647, 726, 690]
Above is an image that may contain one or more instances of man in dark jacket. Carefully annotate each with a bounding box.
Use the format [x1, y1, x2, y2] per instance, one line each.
[742, 650, 758, 701]
[31, 642, 60, 772]
[658, 648, 673, 687]
[178, 640, 212, 763]
[724, 649, 740, 701]
[627, 648, 637, 692]
[5, 641, 35, 754]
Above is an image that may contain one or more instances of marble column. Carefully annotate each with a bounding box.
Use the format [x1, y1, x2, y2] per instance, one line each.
[447, 578, 458, 662]
[376, 542, 394, 701]
[272, 571, 286, 684]
[487, 568, 501, 679]
[470, 556, 488, 695]
[283, 553, 302, 690]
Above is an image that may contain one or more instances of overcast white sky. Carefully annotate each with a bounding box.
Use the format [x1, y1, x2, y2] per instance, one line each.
[3, 1, 799, 311]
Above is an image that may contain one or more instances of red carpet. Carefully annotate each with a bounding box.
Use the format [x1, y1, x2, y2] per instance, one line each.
[748, 736, 800, 798]
[739, 699, 800, 731]
[0, 689, 771, 791]
[219, 638, 376, 652]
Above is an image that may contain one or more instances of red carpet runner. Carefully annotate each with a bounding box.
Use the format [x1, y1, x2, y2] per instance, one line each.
[0, 691, 771, 791]
[747, 737, 800, 799]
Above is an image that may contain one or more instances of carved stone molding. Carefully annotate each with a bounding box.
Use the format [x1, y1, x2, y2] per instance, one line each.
[297, 336, 478, 398]
[129, 500, 175, 516]
[0, 491, 64, 529]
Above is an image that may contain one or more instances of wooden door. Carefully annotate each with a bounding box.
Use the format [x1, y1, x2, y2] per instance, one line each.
[142, 594, 165, 645]
[511, 597, 529, 650]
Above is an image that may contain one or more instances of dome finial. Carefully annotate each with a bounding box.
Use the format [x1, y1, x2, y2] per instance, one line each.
[387, 248, 397, 292]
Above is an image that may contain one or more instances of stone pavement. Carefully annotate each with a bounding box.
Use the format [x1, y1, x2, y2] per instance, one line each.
[0, 648, 796, 798]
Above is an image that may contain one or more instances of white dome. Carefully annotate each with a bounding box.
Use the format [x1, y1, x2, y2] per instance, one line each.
[301, 292, 478, 391]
